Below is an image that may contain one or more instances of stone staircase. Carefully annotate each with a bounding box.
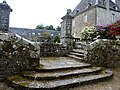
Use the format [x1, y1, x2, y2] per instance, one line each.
[6, 57, 113, 90]
[68, 49, 85, 61]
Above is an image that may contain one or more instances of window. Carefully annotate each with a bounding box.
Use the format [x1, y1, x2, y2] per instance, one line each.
[95, 0, 98, 4]
[84, 15, 87, 23]
[112, 13, 115, 22]
[32, 33, 35, 35]
[115, 7, 118, 10]
[103, 0, 105, 5]
[38, 33, 41, 35]
[72, 20, 75, 26]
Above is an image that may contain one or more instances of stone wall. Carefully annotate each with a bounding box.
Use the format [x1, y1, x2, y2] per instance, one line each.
[85, 39, 120, 67]
[0, 34, 39, 79]
[40, 42, 67, 56]
[72, 7, 96, 38]
[97, 7, 120, 26]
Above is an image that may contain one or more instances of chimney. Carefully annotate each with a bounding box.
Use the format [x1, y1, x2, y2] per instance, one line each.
[106, 0, 109, 11]
[67, 9, 71, 14]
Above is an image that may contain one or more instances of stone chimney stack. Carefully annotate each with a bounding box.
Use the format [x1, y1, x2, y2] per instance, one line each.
[106, 0, 109, 11]
[115, 0, 120, 9]
[67, 9, 71, 14]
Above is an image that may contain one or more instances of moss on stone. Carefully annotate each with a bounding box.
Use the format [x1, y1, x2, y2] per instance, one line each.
[19, 82, 29, 87]
[7, 75, 27, 82]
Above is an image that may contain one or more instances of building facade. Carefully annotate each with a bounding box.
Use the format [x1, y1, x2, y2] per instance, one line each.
[61, 0, 120, 42]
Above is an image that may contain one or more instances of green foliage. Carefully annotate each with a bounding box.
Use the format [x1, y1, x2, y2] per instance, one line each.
[80, 26, 99, 41]
[36, 24, 44, 29]
[36, 24, 61, 31]
[54, 36, 60, 43]
[45, 25, 55, 30]
[56, 26, 61, 31]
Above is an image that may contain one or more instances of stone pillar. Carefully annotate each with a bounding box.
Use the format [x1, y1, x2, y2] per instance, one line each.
[60, 9, 73, 44]
[60, 9, 73, 52]
[0, 1, 12, 32]
[106, 0, 109, 11]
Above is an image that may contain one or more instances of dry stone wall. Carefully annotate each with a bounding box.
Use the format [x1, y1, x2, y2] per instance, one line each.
[0, 34, 39, 79]
[85, 39, 120, 67]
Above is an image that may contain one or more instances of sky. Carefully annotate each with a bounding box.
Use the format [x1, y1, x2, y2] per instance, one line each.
[0, 0, 115, 29]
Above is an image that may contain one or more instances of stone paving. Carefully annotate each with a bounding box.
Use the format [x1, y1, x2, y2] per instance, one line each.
[38, 57, 90, 70]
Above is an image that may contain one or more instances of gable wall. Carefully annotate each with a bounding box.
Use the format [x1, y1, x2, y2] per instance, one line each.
[72, 8, 96, 38]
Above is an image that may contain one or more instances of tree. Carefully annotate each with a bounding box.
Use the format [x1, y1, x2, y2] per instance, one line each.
[36, 24, 44, 29]
[45, 25, 55, 30]
[54, 36, 60, 43]
[56, 26, 61, 31]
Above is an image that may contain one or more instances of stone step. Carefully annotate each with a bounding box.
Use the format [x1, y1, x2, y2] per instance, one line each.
[70, 52, 84, 58]
[21, 67, 102, 80]
[7, 70, 113, 90]
[72, 49, 85, 54]
[37, 58, 91, 71]
[35, 63, 91, 71]
[67, 55, 84, 60]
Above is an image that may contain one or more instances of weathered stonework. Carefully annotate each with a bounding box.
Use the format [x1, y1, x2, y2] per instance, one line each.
[72, 7, 96, 38]
[40, 42, 67, 56]
[0, 33, 39, 79]
[61, 9, 73, 44]
[97, 7, 120, 26]
[0, 1, 12, 32]
[85, 40, 120, 67]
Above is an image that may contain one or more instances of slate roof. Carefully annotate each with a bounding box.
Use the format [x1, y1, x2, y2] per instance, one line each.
[72, 0, 119, 16]
[9, 27, 60, 39]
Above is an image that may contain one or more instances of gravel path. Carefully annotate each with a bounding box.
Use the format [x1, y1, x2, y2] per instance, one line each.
[0, 68, 119, 90]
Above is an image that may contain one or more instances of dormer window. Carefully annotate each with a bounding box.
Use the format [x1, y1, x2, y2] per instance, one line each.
[86, 1, 92, 9]
[95, 0, 98, 4]
[113, 5, 119, 10]
[115, 7, 118, 10]
[88, 2, 92, 7]
[75, 10, 79, 14]
[103, 0, 105, 5]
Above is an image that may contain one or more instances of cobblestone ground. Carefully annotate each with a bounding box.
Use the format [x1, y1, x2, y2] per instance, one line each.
[0, 68, 119, 90]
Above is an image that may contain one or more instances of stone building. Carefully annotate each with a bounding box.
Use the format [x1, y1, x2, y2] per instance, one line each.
[61, 0, 120, 43]
[9, 27, 60, 41]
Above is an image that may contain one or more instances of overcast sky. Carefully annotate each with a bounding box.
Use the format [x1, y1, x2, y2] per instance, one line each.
[0, 0, 115, 29]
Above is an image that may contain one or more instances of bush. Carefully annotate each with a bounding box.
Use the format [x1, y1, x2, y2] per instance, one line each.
[54, 36, 60, 43]
[97, 20, 120, 39]
[80, 26, 99, 41]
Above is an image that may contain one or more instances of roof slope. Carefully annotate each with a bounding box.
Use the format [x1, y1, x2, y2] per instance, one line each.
[72, 0, 118, 16]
